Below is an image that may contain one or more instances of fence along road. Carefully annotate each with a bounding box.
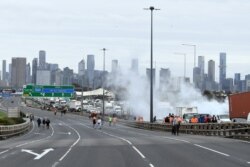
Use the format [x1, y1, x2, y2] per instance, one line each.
[0, 106, 249, 167]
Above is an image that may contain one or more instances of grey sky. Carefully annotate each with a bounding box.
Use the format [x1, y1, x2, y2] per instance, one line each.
[0, 0, 250, 81]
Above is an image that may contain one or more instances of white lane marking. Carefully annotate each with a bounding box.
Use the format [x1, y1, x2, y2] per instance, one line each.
[247, 162, 250, 164]
[21, 148, 54, 160]
[149, 163, 154, 167]
[194, 144, 230, 157]
[57, 132, 71, 135]
[79, 122, 154, 165]
[132, 146, 145, 159]
[16, 123, 55, 148]
[0, 150, 9, 155]
[162, 137, 190, 143]
[58, 122, 81, 161]
[240, 140, 250, 144]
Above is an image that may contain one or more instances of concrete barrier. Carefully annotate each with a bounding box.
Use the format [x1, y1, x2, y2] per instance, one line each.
[0, 119, 31, 140]
[119, 120, 250, 141]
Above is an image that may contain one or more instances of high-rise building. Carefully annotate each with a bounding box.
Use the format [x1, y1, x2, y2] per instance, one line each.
[131, 59, 139, 74]
[39, 50, 46, 70]
[78, 59, 85, 76]
[2, 60, 6, 82]
[159, 68, 171, 91]
[8, 63, 12, 84]
[36, 70, 51, 85]
[198, 56, 205, 76]
[219, 52, 226, 86]
[146, 68, 155, 87]
[208, 60, 215, 82]
[193, 67, 201, 88]
[234, 73, 241, 92]
[26, 63, 31, 84]
[87, 55, 95, 88]
[63, 67, 74, 85]
[32, 58, 38, 84]
[111, 60, 118, 74]
[11, 57, 26, 89]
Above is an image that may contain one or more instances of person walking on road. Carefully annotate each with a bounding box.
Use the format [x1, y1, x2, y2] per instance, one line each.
[108, 116, 112, 126]
[37, 118, 41, 127]
[46, 118, 50, 129]
[92, 116, 97, 128]
[42, 118, 46, 128]
[97, 117, 102, 129]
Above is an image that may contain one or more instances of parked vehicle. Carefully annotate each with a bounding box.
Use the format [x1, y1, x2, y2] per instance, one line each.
[69, 100, 81, 112]
[177, 107, 198, 123]
[247, 113, 250, 123]
[217, 114, 231, 123]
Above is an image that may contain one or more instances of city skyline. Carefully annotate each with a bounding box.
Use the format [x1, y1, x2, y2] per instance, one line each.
[0, 0, 250, 80]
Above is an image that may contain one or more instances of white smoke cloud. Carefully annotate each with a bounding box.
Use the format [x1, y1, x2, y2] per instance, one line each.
[108, 71, 228, 121]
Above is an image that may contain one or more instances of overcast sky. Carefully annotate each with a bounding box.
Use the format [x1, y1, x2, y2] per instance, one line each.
[0, 0, 250, 81]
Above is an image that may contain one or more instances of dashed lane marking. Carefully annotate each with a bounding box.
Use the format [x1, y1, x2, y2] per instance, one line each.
[0, 150, 9, 155]
[194, 144, 230, 157]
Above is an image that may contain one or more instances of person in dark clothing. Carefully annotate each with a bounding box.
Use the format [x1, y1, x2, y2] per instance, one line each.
[42, 118, 46, 128]
[46, 118, 50, 129]
[37, 118, 41, 127]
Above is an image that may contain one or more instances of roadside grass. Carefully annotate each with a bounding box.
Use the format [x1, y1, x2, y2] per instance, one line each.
[0, 111, 25, 125]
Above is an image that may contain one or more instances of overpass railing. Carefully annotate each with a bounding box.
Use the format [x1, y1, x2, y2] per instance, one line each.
[119, 120, 250, 141]
[0, 119, 31, 140]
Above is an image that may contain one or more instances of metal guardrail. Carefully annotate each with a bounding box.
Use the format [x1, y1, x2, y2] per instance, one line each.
[118, 120, 250, 141]
[0, 119, 31, 140]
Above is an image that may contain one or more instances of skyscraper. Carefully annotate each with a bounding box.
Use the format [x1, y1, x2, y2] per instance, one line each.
[39, 50, 46, 70]
[198, 56, 205, 76]
[26, 63, 31, 84]
[87, 55, 95, 88]
[11, 57, 26, 88]
[2, 60, 6, 82]
[219, 52, 226, 86]
[159, 68, 171, 91]
[208, 60, 215, 82]
[78, 58, 85, 76]
[234, 73, 241, 92]
[32, 58, 38, 84]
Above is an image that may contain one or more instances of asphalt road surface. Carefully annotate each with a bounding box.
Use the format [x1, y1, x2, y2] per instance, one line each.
[0, 106, 249, 167]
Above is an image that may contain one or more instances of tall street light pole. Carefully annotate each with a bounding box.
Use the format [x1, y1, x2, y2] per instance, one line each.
[174, 53, 187, 78]
[144, 6, 160, 123]
[101, 48, 106, 119]
[182, 44, 196, 68]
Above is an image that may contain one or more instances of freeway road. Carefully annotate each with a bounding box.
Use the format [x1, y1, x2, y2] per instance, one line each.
[0, 107, 249, 167]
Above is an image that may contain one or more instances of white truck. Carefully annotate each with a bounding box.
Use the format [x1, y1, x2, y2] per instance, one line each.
[69, 100, 82, 112]
[176, 107, 198, 123]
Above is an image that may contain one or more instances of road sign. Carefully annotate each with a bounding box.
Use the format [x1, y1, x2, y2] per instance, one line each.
[23, 85, 74, 97]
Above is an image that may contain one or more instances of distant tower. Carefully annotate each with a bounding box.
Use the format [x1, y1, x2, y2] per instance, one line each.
[87, 54, 95, 88]
[32, 58, 38, 84]
[198, 56, 205, 76]
[26, 63, 31, 84]
[11, 57, 26, 89]
[131, 59, 139, 74]
[78, 58, 85, 76]
[111, 60, 118, 74]
[208, 60, 215, 82]
[39, 50, 46, 70]
[159, 68, 171, 91]
[219, 52, 226, 86]
[2, 60, 6, 82]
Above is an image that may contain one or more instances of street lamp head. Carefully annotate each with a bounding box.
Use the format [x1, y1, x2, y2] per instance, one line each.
[150, 6, 154, 10]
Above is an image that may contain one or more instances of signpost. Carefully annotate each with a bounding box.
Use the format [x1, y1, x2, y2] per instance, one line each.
[23, 85, 74, 98]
